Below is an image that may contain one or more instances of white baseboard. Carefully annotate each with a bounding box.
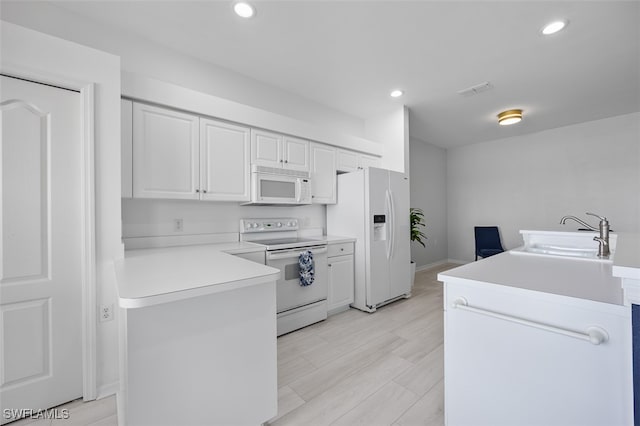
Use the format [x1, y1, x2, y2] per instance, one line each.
[96, 381, 119, 400]
[447, 258, 469, 265]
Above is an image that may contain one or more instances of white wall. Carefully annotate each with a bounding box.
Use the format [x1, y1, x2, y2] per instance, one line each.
[409, 138, 448, 268]
[1, 21, 122, 395]
[0, 0, 365, 138]
[122, 200, 326, 239]
[447, 112, 640, 262]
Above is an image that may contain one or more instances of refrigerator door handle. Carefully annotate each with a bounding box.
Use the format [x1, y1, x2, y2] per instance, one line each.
[385, 189, 392, 260]
[389, 189, 395, 260]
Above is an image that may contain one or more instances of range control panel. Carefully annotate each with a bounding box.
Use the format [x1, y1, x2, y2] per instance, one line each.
[240, 218, 299, 233]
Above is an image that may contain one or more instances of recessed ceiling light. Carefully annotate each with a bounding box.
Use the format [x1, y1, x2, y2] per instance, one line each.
[541, 19, 568, 35]
[497, 109, 523, 126]
[233, 1, 255, 18]
[390, 90, 404, 98]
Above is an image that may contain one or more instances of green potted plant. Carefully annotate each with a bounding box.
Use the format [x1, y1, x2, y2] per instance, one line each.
[410, 207, 427, 286]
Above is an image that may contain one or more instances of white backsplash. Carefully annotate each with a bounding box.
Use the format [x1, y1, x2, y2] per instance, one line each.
[122, 198, 326, 239]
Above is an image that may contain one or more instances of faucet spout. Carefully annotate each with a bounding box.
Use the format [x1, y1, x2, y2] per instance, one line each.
[560, 213, 611, 258]
[559, 215, 597, 231]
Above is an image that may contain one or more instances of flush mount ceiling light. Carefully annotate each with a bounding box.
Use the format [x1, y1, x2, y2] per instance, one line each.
[233, 1, 255, 18]
[390, 90, 404, 98]
[541, 19, 568, 35]
[497, 109, 523, 126]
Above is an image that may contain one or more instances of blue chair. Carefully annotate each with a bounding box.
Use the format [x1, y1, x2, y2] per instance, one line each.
[475, 226, 505, 261]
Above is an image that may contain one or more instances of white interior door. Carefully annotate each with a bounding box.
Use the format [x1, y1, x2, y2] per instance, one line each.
[1, 75, 83, 424]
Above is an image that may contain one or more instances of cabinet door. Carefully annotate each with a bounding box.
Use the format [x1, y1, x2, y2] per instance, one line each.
[337, 149, 359, 173]
[133, 103, 199, 199]
[310, 143, 336, 204]
[251, 129, 282, 168]
[328, 254, 354, 313]
[200, 118, 250, 201]
[282, 136, 309, 171]
[359, 154, 381, 169]
[121, 99, 133, 198]
[443, 279, 633, 426]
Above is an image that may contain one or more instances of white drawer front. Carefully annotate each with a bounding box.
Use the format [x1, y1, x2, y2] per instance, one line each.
[328, 242, 354, 257]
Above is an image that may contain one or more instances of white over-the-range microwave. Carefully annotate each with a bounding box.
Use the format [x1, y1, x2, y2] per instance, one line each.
[242, 165, 312, 206]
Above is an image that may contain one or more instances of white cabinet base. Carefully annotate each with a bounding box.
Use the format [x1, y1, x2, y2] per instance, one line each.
[117, 282, 277, 426]
[442, 279, 633, 426]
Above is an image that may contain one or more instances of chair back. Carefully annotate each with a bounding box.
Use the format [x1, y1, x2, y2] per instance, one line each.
[474, 226, 503, 251]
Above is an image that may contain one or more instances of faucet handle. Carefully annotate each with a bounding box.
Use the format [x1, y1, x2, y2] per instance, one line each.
[586, 212, 608, 223]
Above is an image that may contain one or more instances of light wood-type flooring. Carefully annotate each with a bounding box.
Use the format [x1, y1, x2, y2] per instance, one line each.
[10, 263, 455, 426]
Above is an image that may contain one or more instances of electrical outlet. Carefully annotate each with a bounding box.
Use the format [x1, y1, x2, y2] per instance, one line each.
[174, 218, 184, 232]
[100, 304, 114, 322]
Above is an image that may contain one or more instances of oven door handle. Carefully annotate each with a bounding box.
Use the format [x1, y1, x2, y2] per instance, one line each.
[266, 247, 328, 260]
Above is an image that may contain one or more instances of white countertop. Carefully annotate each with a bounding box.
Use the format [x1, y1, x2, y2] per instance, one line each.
[324, 235, 356, 244]
[115, 243, 279, 309]
[612, 233, 640, 280]
[439, 251, 624, 307]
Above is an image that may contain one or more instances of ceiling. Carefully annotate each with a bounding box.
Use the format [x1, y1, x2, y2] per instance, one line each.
[48, 1, 640, 148]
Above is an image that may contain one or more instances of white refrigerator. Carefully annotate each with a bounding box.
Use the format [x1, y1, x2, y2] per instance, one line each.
[327, 167, 411, 312]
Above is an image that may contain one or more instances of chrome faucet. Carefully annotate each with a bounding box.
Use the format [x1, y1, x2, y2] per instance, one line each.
[559, 212, 610, 258]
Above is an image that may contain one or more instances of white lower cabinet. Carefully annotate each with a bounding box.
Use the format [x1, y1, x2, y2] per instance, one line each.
[327, 242, 354, 314]
[442, 278, 633, 426]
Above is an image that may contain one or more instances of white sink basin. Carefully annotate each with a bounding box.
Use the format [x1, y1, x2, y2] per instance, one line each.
[512, 230, 616, 263]
[511, 244, 612, 263]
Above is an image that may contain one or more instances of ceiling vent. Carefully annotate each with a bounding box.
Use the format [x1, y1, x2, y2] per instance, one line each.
[457, 81, 493, 97]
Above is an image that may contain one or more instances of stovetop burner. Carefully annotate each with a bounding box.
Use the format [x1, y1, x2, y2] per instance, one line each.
[239, 218, 327, 250]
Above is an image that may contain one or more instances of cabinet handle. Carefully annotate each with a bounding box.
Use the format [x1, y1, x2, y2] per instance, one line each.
[340, 248, 344, 251]
[280, 159, 284, 163]
[203, 190, 207, 193]
[328, 264, 332, 267]
[285, 159, 288, 163]
[196, 189, 200, 193]
[451, 297, 609, 345]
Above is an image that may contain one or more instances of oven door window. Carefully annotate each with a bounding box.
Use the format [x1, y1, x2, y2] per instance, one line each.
[260, 179, 296, 199]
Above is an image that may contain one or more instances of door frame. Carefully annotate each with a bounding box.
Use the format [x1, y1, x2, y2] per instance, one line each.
[1, 64, 98, 401]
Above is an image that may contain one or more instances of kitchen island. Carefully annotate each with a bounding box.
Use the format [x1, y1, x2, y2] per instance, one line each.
[438, 231, 633, 426]
[114, 243, 280, 426]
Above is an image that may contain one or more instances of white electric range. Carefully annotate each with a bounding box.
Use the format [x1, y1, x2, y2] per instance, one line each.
[240, 218, 328, 336]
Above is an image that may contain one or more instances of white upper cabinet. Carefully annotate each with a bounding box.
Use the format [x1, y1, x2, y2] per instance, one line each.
[336, 149, 359, 173]
[359, 153, 381, 169]
[131, 102, 250, 202]
[251, 129, 282, 167]
[282, 136, 310, 171]
[200, 118, 250, 202]
[133, 103, 200, 200]
[337, 149, 381, 173]
[121, 98, 133, 198]
[251, 129, 309, 171]
[310, 143, 337, 204]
